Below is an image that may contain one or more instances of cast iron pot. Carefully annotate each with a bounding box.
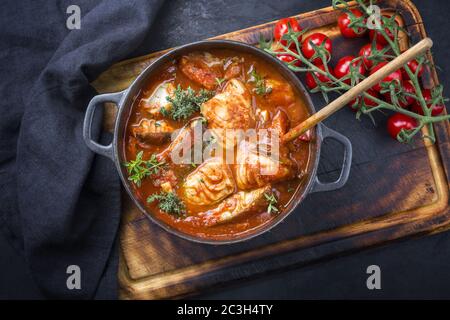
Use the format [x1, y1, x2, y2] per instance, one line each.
[83, 40, 352, 244]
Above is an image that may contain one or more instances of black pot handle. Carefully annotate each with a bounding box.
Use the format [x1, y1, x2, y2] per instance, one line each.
[83, 91, 124, 161]
[310, 124, 352, 193]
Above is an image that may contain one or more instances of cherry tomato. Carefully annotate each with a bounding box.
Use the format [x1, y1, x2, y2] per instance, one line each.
[349, 89, 379, 112]
[359, 43, 384, 69]
[383, 81, 415, 108]
[369, 62, 403, 92]
[387, 113, 417, 139]
[305, 64, 333, 90]
[369, 16, 398, 45]
[301, 33, 332, 65]
[274, 18, 303, 47]
[411, 88, 445, 116]
[337, 8, 367, 38]
[275, 49, 301, 67]
[334, 55, 366, 84]
[401, 59, 424, 80]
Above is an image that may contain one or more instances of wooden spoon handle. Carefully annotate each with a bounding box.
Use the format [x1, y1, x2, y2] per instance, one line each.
[282, 37, 433, 143]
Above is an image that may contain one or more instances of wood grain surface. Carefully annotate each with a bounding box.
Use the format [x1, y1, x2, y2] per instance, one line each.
[91, 0, 450, 299]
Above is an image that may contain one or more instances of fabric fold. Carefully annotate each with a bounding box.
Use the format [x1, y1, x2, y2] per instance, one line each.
[1, 0, 164, 299]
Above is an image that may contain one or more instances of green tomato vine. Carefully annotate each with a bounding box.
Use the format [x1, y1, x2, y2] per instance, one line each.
[262, 0, 449, 143]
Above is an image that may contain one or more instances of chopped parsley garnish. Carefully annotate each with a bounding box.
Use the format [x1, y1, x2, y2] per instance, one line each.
[163, 85, 213, 120]
[264, 193, 279, 214]
[215, 77, 226, 86]
[248, 69, 272, 95]
[123, 151, 165, 187]
[147, 191, 186, 217]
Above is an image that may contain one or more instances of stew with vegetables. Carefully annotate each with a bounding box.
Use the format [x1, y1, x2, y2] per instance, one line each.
[123, 48, 312, 240]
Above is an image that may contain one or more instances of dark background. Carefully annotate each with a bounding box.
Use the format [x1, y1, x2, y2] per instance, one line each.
[1, 0, 449, 299]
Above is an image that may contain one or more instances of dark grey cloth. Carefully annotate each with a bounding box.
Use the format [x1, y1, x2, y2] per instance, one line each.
[0, 0, 164, 299]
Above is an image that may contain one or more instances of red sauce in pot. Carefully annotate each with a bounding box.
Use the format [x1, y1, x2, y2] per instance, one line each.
[122, 49, 312, 240]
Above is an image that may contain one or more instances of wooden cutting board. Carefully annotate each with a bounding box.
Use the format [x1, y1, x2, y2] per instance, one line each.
[92, 0, 450, 299]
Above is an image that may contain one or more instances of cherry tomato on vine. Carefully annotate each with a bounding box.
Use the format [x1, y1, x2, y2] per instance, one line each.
[274, 18, 303, 47]
[305, 64, 334, 90]
[369, 15, 398, 46]
[387, 113, 417, 140]
[369, 61, 403, 92]
[359, 43, 384, 69]
[401, 59, 425, 80]
[275, 48, 302, 67]
[334, 55, 366, 84]
[411, 88, 445, 116]
[349, 89, 379, 112]
[337, 8, 367, 38]
[301, 33, 332, 65]
[383, 81, 415, 108]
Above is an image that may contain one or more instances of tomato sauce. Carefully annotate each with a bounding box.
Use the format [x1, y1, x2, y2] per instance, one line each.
[123, 49, 312, 240]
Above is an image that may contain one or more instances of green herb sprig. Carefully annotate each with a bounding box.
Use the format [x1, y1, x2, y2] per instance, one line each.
[215, 77, 226, 86]
[147, 191, 186, 217]
[163, 85, 213, 121]
[264, 193, 279, 214]
[123, 151, 165, 187]
[248, 69, 272, 95]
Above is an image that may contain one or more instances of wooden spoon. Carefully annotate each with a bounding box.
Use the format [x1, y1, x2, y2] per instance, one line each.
[282, 37, 433, 143]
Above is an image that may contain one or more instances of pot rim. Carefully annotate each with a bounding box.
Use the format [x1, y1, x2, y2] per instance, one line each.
[112, 39, 322, 245]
